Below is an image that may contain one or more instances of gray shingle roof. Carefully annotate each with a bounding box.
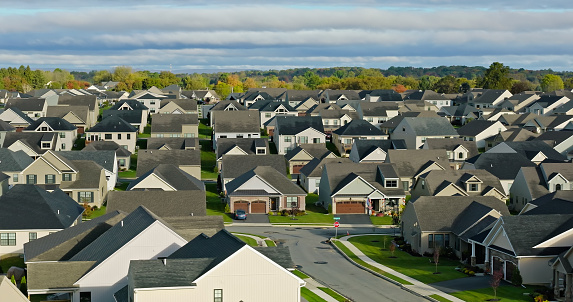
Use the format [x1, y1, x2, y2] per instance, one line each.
[5, 98, 46, 111]
[0, 149, 33, 172]
[534, 130, 573, 146]
[387, 149, 450, 178]
[127, 164, 204, 191]
[405, 90, 448, 101]
[27, 261, 96, 290]
[58, 94, 98, 111]
[226, 166, 306, 196]
[401, 117, 459, 136]
[56, 150, 116, 172]
[299, 157, 352, 178]
[222, 154, 287, 179]
[151, 114, 198, 133]
[352, 139, 407, 161]
[26, 117, 77, 131]
[457, 120, 500, 137]
[333, 119, 384, 136]
[275, 115, 325, 135]
[503, 141, 567, 162]
[106, 190, 206, 217]
[472, 89, 510, 104]
[46, 105, 89, 124]
[146, 137, 198, 150]
[284, 143, 332, 161]
[216, 138, 269, 159]
[129, 258, 213, 289]
[82, 141, 132, 157]
[212, 110, 260, 133]
[210, 100, 246, 111]
[418, 169, 505, 197]
[87, 116, 137, 133]
[2, 132, 57, 154]
[110, 99, 148, 111]
[136, 149, 201, 177]
[525, 191, 573, 215]
[159, 99, 198, 111]
[466, 152, 536, 180]
[424, 138, 478, 158]
[0, 119, 15, 131]
[359, 102, 399, 117]
[102, 110, 144, 124]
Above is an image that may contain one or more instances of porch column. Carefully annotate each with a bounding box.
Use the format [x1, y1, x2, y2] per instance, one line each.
[484, 248, 490, 273]
[566, 273, 572, 302]
[555, 269, 561, 298]
[470, 242, 476, 267]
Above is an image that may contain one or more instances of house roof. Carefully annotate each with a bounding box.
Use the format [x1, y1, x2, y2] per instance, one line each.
[400, 117, 459, 136]
[540, 162, 573, 183]
[0, 275, 29, 302]
[27, 261, 96, 290]
[102, 110, 144, 124]
[0, 185, 84, 230]
[0, 107, 34, 124]
[87, 116, 137, 133]
[284, 143, 332, 162]
[210, 100, 246, 111]
[82, 140, 132, 157]
[56, 150, 116, 173]
[524, 191, 573, 215]
[352, 139, 407, 161]
[285, 89, 320, 102]
[110, 99, 149, 111]
[0, 148, 33, 172]
[472, 89, 510, 104]
[299, 157, 352, 178]
[320, 89, 362, 101]
[161, 216, 224, 241]
[212, 111, 260, 133]
[323, 162, 399, 196]
[333, 119, 384, 136]
[534, 130, 573, 146]
[26, 117, 77, 131]
[2, 132, 57, 154]
[359, 102, 399, 117]
[319, 109, 359, 120]
[136, 149, 201, 177]
[387, 149, 450, 178]
[159, 99, 198, 111]
[519, 166, 550, 200]
[58, 160, 105, 190]
[106, 190, 207, 217]
[222, 154, 287, 179]
[46, 105, 89, 124]
[424, 138, 478, 157]
[146, 137, 198, 150]
[5, 98, 46, 111]
[127, 164, 204, 191]
[58, 94, 98, 111]
[151, 114, 198, 133]
[129, 257, 214, 289]
[457, 120, 501, 137]
[275, 115, 325, 135]
[24, 210, 127, 262]
[419, 169, 505, 197]
[249, 100, 295, 112]
[503, 141, 567, 162]
[486, 127, 538, 143]
[405, 90, 448, 101]
[466, 152, 536, 180]
[305, 103, 341, 115]
[226, 166, 306, 196]
[216, 138, 269, 159]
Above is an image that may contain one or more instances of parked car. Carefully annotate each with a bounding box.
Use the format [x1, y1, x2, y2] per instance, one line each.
[234, 209, 247, 220]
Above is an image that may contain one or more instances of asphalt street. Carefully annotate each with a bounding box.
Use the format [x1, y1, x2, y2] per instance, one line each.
[227, 225, 426, 302]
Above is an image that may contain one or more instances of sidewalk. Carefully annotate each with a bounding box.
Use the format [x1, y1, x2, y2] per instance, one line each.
[336, 235, 464, 302]
[303, 277, 340, 302]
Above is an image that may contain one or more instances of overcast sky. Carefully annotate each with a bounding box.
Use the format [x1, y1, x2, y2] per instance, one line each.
[1, 1, 572, 72]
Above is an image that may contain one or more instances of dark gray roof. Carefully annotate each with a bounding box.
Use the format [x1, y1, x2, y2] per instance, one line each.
[0, 185, 84, 230]
[0, 119, 15, 131]
[5, 98, 46, 111]
[216, 138, 269, 159]
[333, 119, 384, 136]
[212, 111, 260, 133]
[169, 229, 245, 262]
[146, 137, 198, 150]
[82, 141, 132, 157]
[534, 130, 573, 146]
[26, 117, 77, 131]
[24, 211, 126, 262]
[46, 105, 89, 123]
[102, 110, 144, 124]
[161, 216, 224, 241]
[0, 149, 33, 172]
[127, 164, 204, 191]
[129, 258, 213, 289]
[110, 99, 149, 111]
[114, 285, 129, 302]
[275, 115, 325, 135]
[222, 154, 287, 179]
[424, 138, 479, 158]
[248, 100, 295, 112]
[524, 191, 573, 215]
[58, 160, 104, 190]
[486, 128, 538, 144]
[472, 89, 510, 104]
[2, 132, 57, 154]
[503, 141, 567, 162]
[284, 143, 332, 161]
[457, 120, 500, 137]
[305, 103, 341, 115]
[401, 117, 459, 136]
[323, 162, 402, 196]
[136, 149, 200, 177]
[106, 190, 206, 217]
[56, 150, 117, 172]
[58, 94, 98, 111]
[27, 261, 96, 290]
[285, 89, 320, 102]
[517, 166, 549, 200]
[210, 100, 246, 111]
[359, 102, 399, 117]
[319, 109, 359, 120]
[151, 114, 198, 133]
[299, 157, 352, 178]
[405, 90, 448, 101]
[387, 149, 450, 178]
[226, 166, 306, 196]
[418, 169, 505, 197]
[253, 246, 295, 269]
[466, 152, 536, 180]
[352, 139, 407, 161]
[159, 99, 198, 111]
[87, 116, 137, 133]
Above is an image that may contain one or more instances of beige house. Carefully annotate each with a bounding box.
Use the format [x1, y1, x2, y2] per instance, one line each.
[86, 116, 138, 153]
[46, 105, 93, 133]
[23, 117, 78, 151]
[136, 149, 201, 179]
[158, 99, 198, 114]
[151, 113, 198, 138]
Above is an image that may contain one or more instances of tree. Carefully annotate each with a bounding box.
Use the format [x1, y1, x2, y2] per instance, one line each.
[183, 74, 209, 90]
[419, 75, 440, 91]
[82, 203, 92, 218]
[511, 267, 523, 286]
[540, 74, 564, 92]
[243, 77, 258, 89]
[459, 82, 471, 93]
[433, 246, 440, 274]
[392, 84, 407, 93]
[490, 269, 503, 300]
[511, 80, 534, 94]
[389, 240, 396, 257]
[564, 77, 573, 90]
[93, 70, 112, 85]
[478, 62, 513, 90]
[303, 71, 322, 89]
[433, 75, 457, 93]
[112, 66, 133, 83]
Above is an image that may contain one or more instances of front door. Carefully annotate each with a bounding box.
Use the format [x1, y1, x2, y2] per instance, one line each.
[270, 197, 279, 211]
[371, 199, 380, 212]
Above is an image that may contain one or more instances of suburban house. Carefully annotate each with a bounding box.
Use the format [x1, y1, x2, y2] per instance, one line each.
[404, 90, 452, 108]
[499, 93, 540, 112]
[25, 206, 189, 302]
[422, 138, 479, 170]
[212, 110, 261, 148]
[55, 150, 118, 192]
[389, 117, 459, 149]
[489, 141, 568, 164]
[150, 113, 199, 138]
[46, 105, 93, 133]
[220, 154, 287, 192]
[146, 137, 199, 150]
[128, 91, 168, 114]
[225, 166, 306, 214]
[158, 99, 198, 114]
[550, 245, 573, 300]
[534, 130, 573, 158]
[2, 132, 59, 158]
[510, 162, 573, 212]
[0, 275, 29, 302]
[358, 102, 400, 127]
[318, 162, 406, 214]
[332, 119, 387, 157]
[299, 157, 352, 194]
[457, 120, 507, 149]
[82, 140, 132, 170]
[23, 117, 78, 151]
[411, 169, 507, 201]
[401, 196, 509, 260]
[520, 190, 573, 215]
[57, 94, 99, 126]
[106, 190, 206, 219]
[273, 115, 325, 155]
[386, 149, 450, 192]
[284, 89, 320, 109]
[0, 107, 34, 131]
[319, 109, 358, 133]
[5, 97, 48, 119]
[102, 110, 147, 134]
[126, 164, 205, 192]
[215, 138, 269, 170]
[249, 100, 298, 128]
[483, 127, 539, 151]
[348, 139, 407, 163]
[468, 89, 512, 109]
[318, 89, 361, 103]
[284, 143, 335, 175]
[136, 149, 201, 179]
[438, 104, 480, 125]
[0, 185, 83, 256]
[525, 95, 570, 116]
[522, 115, 573, 133]
[208, 100, 246, 126]
[0, 149, 33, 186]
[121, 230, 304, 302]
[86, 116, 138, 153]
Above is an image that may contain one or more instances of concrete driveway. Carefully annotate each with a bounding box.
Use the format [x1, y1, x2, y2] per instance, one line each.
[232, 214, 269, 224]
[430, 275, 493, 293]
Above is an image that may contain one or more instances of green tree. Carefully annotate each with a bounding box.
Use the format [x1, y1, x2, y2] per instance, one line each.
[511, 80, 534, 94]
[112, 66, 133, 83]
[93, 70, 112, 85]
[419, 75, 440, 90]
[303, 71, 321, 89]
[432, 75, 457, 93]
[540, 74, 564, 92]
[183, 74, 209, 90]
[564, 77, 573, 90]
[478, 62, 513, 90]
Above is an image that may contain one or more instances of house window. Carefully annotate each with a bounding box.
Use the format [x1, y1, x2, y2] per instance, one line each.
[150, 109, 156, 113]
[315, 179, 320, 187]
[150, 101, 155, 105]
[556, 184, 562, 191]
[171, 134, 180, 138]
[421, 180, 425, 189]
[299, 136, 308, 144]
[119, 159, 126, 166]
[458, 152, 464, 159]
[78, 192, 94, 203]
[367, 117, 373, 122]
[428, 234, 434, 248]
[61, 143, 66, 149]
[286, 197, 298, 208]
[402, 181, 409, 191]
[284, 136, 292, 142]
[63, 173, 72, 181]
[385, 180, 397, 188]
[59, 132, 66, 138]
[156, 134, 164, 138]
[219, 135, 227, 138]
[105, 134, 112, 140]
[29, 232, 37, 242]
[80, 292, 92, 302]
[42, 143, 51, 149]
[117, 133, 122, 139]
[344, 139, 352, 144]
[184, 133, 195, 138]
[468, 183, 479, 192]
[214, 289, 223, 302]
[256, 148, 266, 155]
[237, 135, 243, 139]
[127, 134, 131, 140]
[324, 120, 329, 125]
[435, 234, 444, 249]
[27, 174, 37, 184]
[333, 120, 338, 125]
[284, 148, 291, 154]
[41, 127, 48, 131]
[12, 174, 18, 183]
[454, 236, 460, 251]
[0, 233, 16, 246]
[313, 138, 321, 143]
[45, 174, 56, 184]
[265, 113, 271, 118]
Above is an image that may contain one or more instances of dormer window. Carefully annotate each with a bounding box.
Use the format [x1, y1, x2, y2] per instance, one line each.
[458, 152, 464, 159]
[556, 184, 562, 191]
[385, 180, 397, 188]
[421, 180, 425, 189]
[41, 127, 48, 131]
[256, 148, 266, 155]
[468, 183, 479, 192]
[41, 143, 51, 149]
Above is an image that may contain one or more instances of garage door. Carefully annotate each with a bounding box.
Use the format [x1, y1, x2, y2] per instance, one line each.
[337, 201, 365, 214]
[251, 201, 267, 213]
[492, 257, 503, 274]
[292, 165, 305, 174]
[505, 261, 516, 281]
[234, 201, 248, 212]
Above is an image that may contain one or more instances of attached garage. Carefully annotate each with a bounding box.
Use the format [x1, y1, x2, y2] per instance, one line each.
[493, 257, 503, 274]
[234, 201, 248, 212]
[251, 201, 267, 213]
[336, 201, 365, 214]
[291, 165, 305, 174]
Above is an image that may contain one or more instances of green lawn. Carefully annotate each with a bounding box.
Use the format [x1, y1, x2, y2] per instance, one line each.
[293, 270, 309, 279]
[72, 138, 86, 150]
[99, 105, 112, 117]
[205, 183, 232, 223]
[370, 215, 393, 225]
[200, 141, 218, 180]
[85, 205, 107, 220]
[317, 287, 347, 302]
[114, 182, 129, 191]
[138, 124, 151, 138]
[118, 169, 137, 178]
[235, 235, 258, 247]
[301, 287, 327, 302]
[333, 241, 411, 285]
[429, 294, 452, 302]
[451, 285, 539, 302]
[348, 235, 466, 284]
[199, 120, 212, 139]
[0, 255, 25, 273]
[265, 239, 276, 247]
[268, 194, 333, 224]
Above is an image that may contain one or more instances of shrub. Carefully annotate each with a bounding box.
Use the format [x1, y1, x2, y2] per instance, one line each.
[224, 204, 230, 213]
[468, 271, 475, 276]
[281, 209, 288, 216]
[327, 205, 332, 214]
[296, 210, 306, 216]
[402, 244, 412, 253]
[511, 267, 523, 286]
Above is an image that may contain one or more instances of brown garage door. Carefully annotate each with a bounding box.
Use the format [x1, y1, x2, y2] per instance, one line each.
[505, 261, 516, 281]
[337, 201, 365, 214]
[492, 257, 503, 275]
[251, 201, 267, 213]
[292, 165, 305, 174]
[234, 201, 248, 212]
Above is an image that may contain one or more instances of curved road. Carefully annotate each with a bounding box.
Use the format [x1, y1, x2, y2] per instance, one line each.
[227, 225, 425, 302]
